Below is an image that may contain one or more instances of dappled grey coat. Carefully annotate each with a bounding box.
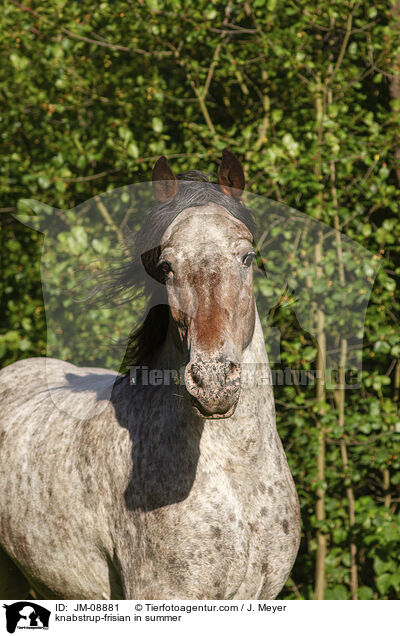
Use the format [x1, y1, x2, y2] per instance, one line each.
[0, 152, 300, 599]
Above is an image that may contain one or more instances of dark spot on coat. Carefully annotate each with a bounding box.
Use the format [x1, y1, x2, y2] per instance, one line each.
[282, 519, 289, 534]
[211, 526, 221, 539]
[261, 561, 269, 574]
[260, 507, 267, 516]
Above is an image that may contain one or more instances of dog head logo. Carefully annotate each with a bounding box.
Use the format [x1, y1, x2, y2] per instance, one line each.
[2, 602, 50, 633]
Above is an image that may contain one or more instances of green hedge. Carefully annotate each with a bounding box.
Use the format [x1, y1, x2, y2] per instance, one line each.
[1, 0, 399, 599]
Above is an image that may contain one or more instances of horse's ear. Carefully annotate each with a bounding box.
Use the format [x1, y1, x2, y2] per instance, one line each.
[218, 149, 245, 199]
[152, 156, 178, 202]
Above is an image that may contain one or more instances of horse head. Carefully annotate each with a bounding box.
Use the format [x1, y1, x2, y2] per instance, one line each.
[150, 150, 256, 419]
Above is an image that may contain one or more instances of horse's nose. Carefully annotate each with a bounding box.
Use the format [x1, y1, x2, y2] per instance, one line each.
[185, 358, 241, 418]
[185, 359, 240, 392]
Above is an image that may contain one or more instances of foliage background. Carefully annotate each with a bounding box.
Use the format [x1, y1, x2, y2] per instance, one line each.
[1, 0, 400, 599]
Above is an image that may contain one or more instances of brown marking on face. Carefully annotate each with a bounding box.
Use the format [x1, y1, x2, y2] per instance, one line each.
[189, 268, 229, 352]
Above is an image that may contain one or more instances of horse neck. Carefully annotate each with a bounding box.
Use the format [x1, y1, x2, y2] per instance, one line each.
[242, 306, 270, 367]
[232, 308, 276, 429]
[125, 303, 278, 497]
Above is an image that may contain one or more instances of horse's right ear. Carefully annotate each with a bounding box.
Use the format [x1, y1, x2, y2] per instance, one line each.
[152, 156, 178, 202]
[218, 149, 245, 199]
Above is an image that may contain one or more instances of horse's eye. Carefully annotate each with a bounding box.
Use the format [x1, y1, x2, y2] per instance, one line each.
[242, 252, 255, 267]
[157, 260, 172, 279]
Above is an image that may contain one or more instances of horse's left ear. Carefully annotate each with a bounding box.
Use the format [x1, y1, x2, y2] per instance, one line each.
[152, 156, 178, 202]
[218, 149, 245, 199]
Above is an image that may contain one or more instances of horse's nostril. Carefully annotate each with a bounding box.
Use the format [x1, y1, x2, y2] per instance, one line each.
[190, 366, 203, 387]
[226, 361, 239, 377]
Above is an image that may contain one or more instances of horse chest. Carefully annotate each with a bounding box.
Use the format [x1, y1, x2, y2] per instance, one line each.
[123, 459, 297, 599]
[124, 497, 255, 598]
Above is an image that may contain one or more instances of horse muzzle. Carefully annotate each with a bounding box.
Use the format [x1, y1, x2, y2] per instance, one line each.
[185, 357, 241, 419]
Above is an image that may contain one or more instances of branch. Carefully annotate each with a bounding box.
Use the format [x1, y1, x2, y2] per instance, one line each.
[94, 195, 130, 258]
[167, 42, 217, 137]
[327, 4, 359, 87]
[54, 170, 120, 183]
[201, 2, 233, 104]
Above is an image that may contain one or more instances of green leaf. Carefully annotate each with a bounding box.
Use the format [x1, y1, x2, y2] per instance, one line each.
[10, 53, 29, 71]
[282, 133, 299, 157]
[38, 176, 51, 190]
[118, 126, 132, 145]
[204, 8, 217, 19]
[91, 238, 110, 254]
[127, 142, 139, 158]
[374, 340, 390, 354]
[376, 573, 392, 596]
[358, 586, 374, 600]
[152, 117, 163, 133]
[325, 585, 348, 600]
